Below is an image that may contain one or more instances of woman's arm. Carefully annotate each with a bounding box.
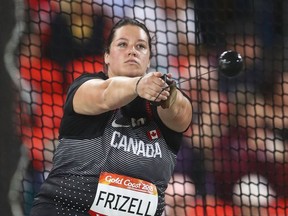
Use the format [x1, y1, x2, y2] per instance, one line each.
[157, 89, 193, 132]
[73, 76, 139, 115]
[73, 72, 169, 115]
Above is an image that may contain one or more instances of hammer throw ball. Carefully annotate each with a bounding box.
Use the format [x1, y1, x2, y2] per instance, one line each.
[218, 50, 243, 77]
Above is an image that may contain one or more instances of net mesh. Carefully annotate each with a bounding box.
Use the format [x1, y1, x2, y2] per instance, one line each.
[12, 0, 288, 215]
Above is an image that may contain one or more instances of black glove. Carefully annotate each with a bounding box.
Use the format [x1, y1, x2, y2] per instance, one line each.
[150, 74, 177, 109]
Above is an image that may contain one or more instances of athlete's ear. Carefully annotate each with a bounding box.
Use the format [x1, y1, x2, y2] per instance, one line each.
[104, 52, 110, 65]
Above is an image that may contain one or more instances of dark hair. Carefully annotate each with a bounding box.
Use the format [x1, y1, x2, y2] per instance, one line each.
[105, 18, 153, 59]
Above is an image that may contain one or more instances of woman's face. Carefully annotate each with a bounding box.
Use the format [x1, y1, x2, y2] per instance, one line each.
[105, 25, 151, 77]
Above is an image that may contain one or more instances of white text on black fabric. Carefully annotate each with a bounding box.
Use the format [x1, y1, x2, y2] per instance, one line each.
[110, 131, 162, 158]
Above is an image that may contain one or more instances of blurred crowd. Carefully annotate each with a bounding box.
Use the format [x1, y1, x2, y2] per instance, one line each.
[13, 0, 288, 215]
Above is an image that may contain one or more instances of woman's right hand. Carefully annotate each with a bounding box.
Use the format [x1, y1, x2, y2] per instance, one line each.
[135, 72, 170, 102]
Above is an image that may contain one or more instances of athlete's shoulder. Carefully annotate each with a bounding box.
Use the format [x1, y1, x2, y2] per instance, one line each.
[75, 71, 108, 81]
[69, 71, 108, 92]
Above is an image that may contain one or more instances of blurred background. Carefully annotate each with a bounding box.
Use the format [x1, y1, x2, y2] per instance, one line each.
[1, 0, 288, 215]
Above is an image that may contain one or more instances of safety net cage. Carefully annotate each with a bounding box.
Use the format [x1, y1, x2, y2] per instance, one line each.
[7, 0, 288, 215]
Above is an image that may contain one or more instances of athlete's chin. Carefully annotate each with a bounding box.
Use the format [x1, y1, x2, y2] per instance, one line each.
[122, 67, 146, 77]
